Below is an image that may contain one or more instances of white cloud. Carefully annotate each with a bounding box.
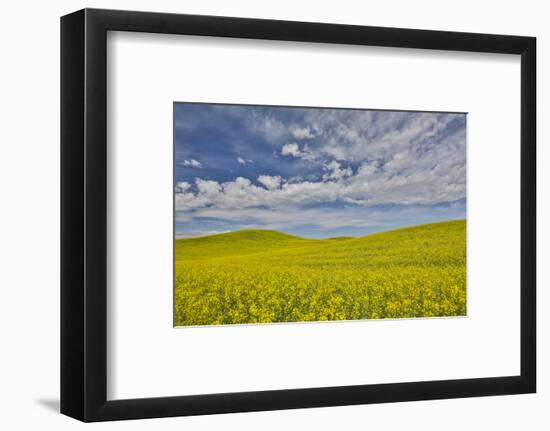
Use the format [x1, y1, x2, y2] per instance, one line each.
[174, 109, 466, 230]
[257, 175, 283, 190]
[196, 179, 221, 195]
[280, 142, 313, 159]
[237, 156, 254, 165]
[291, 127, 315, 140]
[322, 160, 353, 181]
[175, 157, 465, 213]
[294, 110, 463, 166]
[281, 143, 301, 157]
[176, 181, 192, 192]
[175, 201, 465, 234]
[246, 111, 288, 144]
[181, 159, 202, 168]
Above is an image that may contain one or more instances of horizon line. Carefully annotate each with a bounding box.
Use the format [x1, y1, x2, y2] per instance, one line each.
[175, 218, 466, 241]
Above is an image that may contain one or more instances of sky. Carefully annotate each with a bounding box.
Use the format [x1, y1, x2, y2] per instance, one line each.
[174, 103, 466, 238]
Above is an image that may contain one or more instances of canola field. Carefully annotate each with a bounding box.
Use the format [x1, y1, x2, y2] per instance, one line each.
[174, 220, 466, 326]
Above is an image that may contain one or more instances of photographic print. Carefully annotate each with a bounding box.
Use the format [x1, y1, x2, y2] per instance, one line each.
[174, 103, 466, 327]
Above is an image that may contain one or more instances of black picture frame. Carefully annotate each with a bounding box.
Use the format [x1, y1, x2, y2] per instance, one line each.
[61, 8, 536, 422]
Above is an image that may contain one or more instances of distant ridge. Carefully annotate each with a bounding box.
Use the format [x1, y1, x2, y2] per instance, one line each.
[176, 219, 466, 243]
[175, 220, 466, 262]
[175, 228, 315, 260]
[184, 229, 306, 242]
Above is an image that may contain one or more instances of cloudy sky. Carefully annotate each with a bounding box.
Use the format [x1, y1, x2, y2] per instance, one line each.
[174, 103, 466, 238]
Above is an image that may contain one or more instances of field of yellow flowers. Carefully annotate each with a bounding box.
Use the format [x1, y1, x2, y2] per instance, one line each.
[174, 220, 466, 326]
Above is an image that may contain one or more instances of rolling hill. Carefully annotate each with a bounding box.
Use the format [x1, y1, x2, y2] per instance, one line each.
[174, 220, 467, 326]
[174, 229, 317, 260]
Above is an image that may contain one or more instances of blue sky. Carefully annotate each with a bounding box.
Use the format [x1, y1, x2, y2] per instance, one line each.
[175, 103, 466, 238]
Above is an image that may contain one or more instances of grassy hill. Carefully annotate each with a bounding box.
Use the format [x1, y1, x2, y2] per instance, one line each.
[174, 220, 466, 326]
[175, 229, 317, 260]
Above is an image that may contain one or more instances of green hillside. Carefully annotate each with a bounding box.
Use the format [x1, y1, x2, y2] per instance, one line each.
[174, 220, 467, 326]
[175, 229, 317, 260]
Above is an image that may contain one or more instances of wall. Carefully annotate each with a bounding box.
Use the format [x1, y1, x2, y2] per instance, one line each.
[0, 0, 546, 429]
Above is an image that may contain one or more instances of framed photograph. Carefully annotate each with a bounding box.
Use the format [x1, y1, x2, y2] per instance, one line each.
[61, 8, 536, 422]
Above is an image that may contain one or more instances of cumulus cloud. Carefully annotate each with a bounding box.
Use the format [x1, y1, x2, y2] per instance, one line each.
[175, 156, 466, 212]
[281, 143, 301, 157]
[280, 142, 313, 159]
[322, 160, 353, 181]
[174, 104, 467, 236]
[181, 159, 202, 168]
[176, 181, 192, 192]
[257, 175, 283, 190]
[291, 127, 315, 140]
